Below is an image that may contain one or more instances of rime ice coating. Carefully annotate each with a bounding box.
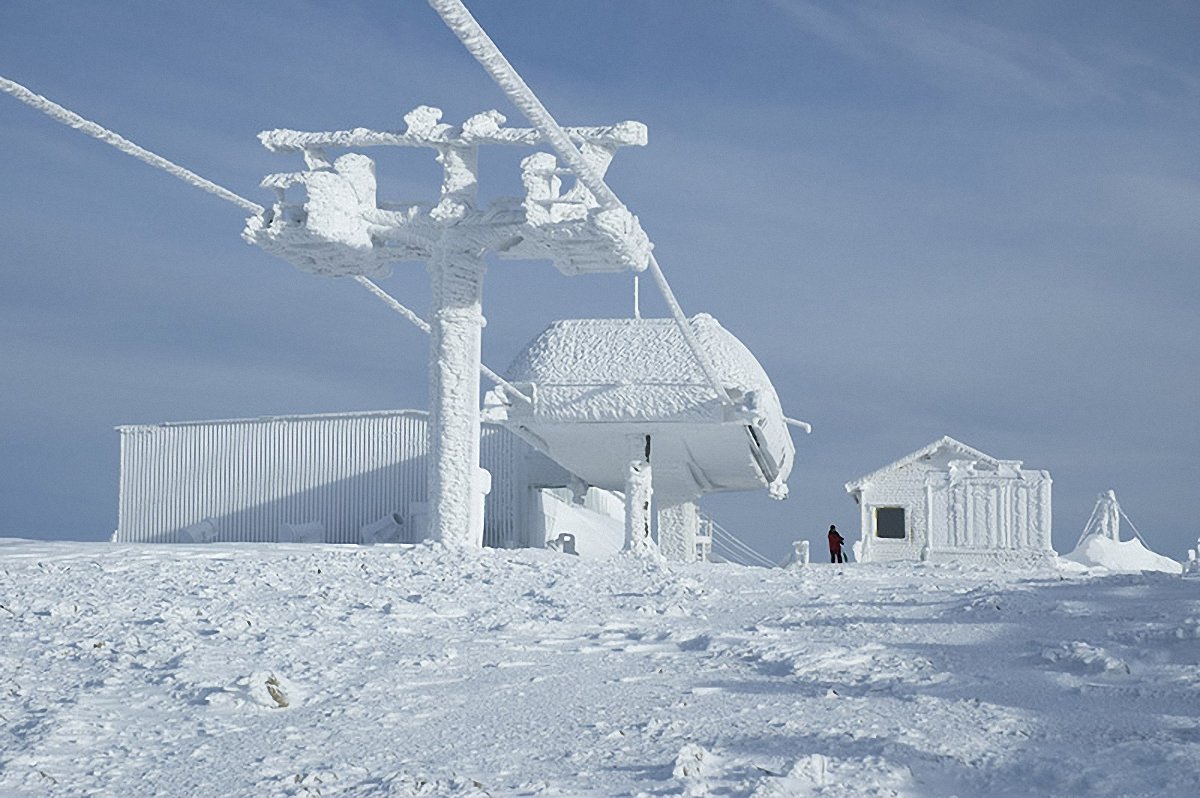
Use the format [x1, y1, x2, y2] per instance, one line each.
[488, 315, 796, 503]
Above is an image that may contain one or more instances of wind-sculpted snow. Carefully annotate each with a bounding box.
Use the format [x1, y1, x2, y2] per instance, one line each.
[1, 540, 1198, 796]
[1065, 533, 1183, 574]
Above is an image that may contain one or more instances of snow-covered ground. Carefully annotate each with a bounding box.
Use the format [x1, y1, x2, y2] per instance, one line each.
[2, 540, 1198, 797]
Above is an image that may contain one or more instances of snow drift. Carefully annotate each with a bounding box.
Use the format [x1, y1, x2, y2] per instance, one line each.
[1063, 533, 1182, 574]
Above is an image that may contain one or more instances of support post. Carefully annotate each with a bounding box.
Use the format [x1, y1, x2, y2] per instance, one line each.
[427, 245, 487, 547]
[1098, 490, 1120, 541]
[658, 500, 699, 562]
[624, 434, 655, 556]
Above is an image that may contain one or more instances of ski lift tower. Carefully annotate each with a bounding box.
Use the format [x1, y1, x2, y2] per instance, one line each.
[244, 106, 651, 547]
[0, 0, 764, 554]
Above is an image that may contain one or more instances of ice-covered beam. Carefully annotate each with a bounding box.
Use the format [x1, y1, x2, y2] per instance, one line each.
[248, 106, 650, 278]
[258, 108, 646, 153]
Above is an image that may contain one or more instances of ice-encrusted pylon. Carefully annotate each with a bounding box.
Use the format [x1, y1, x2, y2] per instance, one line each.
[244, 106, 649, 547]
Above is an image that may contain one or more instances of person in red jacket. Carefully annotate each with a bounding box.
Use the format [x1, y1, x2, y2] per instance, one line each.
[827, 524, 846, 563]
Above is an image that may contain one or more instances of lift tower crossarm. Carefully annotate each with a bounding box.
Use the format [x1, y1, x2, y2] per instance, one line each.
[258, 121, 647, 152]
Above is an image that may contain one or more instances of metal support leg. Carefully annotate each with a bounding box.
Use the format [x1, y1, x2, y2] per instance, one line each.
[623, 434, 656, 556]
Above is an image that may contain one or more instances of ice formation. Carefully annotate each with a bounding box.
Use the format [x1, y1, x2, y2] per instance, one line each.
[244, 106, 651, 279]
[0, 75, 263, 215]
[623, 436, 657, 557]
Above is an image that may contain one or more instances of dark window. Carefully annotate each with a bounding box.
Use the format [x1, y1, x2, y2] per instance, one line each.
[875, 507, 906, 539]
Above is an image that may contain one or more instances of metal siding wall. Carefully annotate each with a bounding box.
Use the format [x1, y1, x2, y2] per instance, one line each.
[115, 412, 527, 546]
[481, 424, 519, 548]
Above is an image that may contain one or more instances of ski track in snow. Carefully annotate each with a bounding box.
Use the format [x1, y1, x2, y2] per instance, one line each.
[1, 540, 1198, 797]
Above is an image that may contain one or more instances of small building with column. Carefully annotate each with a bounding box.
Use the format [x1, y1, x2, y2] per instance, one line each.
[844, 436, 1053, 564]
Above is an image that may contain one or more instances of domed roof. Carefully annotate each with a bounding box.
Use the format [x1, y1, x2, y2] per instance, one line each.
[505, 315, 784, 423]
[486, 315, 796, 502]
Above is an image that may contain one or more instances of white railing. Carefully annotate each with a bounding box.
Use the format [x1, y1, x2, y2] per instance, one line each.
[700, 512, 777, 568]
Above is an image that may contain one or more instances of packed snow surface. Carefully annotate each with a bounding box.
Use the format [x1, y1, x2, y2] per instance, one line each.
[2, 540, 1199, 797]
[1064, 533, 1183, 574]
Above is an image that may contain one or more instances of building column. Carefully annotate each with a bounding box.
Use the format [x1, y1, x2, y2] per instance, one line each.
[1038, 475, 1054, 551]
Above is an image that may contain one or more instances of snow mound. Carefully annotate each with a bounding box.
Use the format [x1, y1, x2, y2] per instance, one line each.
[750, 754, 917, 797]
[1041, 641, 1130, 675]
[1063, 533, 1182, 574]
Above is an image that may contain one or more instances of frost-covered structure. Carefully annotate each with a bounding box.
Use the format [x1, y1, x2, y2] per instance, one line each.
[2, 7, 797, 560]
[484, 315, 796, 561]
[1185, 539, 1200, 577]
[243, 105, 652, 550]
[113, 410, 623, 554]
[112, 314, 798, 563]
[1064, 491, 1181, 574]
[845, 436, 1053, 563]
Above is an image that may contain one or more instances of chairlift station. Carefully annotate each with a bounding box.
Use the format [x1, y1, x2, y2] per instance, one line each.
[1, 1, 803, 559]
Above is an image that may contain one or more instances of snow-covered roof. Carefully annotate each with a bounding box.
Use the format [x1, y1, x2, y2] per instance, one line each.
[486, 314, 795, 502]
[115, 408, 432, 433]
[500, 315, 782, 424]
[844, 436, 997, 495]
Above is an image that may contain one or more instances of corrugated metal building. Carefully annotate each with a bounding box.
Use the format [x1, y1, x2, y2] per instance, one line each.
[113, 409, 579, 547]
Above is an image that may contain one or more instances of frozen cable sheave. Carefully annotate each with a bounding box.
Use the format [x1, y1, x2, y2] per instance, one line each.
[427, 0, 735, 408]
[0, 74, 264, 215]
[0, 73, 527, 403]
[426, 1, 621, 211]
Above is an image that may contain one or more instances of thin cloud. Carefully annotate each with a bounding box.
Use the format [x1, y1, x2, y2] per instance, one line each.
[762, 0, 878, 61]
[766, 0, 1199, 108]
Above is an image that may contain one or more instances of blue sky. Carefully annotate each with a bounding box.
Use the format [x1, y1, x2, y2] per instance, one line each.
[1, 1, 1197, 559]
